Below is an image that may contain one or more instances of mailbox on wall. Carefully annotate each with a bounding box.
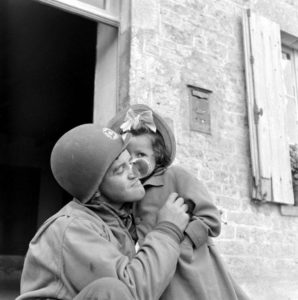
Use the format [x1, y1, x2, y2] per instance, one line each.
[187, 85, 212, 134]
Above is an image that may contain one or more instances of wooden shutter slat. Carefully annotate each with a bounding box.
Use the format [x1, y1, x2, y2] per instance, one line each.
[250, 13, 273, 180]
[243, 10, 260, 195]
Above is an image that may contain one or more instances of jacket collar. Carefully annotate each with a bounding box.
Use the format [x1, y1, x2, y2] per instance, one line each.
[84, 196, 132, 219]
[84, 197, 137, 242]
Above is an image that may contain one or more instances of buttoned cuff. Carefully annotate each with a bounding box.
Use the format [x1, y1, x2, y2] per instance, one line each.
[155, 221, 184, 244]
[185, 220, 208, 248]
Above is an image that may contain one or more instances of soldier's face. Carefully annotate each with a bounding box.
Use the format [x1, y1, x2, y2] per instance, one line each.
[99, 150, 145, 208]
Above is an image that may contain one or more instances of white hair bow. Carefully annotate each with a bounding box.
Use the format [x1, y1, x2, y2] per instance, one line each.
[120, 109, 157, 133]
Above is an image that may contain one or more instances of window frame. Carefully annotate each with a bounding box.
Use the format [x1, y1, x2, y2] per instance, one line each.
[36, 0, 120, 26]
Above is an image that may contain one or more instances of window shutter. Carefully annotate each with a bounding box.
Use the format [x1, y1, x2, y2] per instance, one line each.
[243, 10, 294, 204]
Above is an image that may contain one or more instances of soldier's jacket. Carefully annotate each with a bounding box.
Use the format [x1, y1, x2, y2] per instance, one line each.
[17, 199, 183, 300]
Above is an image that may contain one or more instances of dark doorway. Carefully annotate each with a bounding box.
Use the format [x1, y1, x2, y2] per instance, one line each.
[0, 1, 97, 297]
[0, 165, 40, 255]
[1, 0, 97, 142]
[0, 0, 97, 256]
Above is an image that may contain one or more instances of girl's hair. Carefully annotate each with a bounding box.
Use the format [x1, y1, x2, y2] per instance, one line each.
[129, 126, 171, 171]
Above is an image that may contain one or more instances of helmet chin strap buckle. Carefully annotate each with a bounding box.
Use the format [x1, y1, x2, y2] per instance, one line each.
[94, 191, 101, 197]
[88, 190, 102, 203]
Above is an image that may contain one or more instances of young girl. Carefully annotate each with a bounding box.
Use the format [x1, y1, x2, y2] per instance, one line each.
[108, 104, 250, 300]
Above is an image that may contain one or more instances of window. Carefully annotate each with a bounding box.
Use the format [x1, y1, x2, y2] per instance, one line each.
[243, 10, 295, 205]
[281, 46, 298, 145]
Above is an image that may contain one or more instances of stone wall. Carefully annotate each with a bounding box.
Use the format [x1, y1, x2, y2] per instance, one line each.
[129, 0, 298, 299]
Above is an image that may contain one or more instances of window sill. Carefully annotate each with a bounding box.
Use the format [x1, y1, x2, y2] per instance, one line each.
[280, 204, 298, 216]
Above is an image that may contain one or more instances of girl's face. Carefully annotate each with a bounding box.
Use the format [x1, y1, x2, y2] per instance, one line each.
[127, 134, 157, 175]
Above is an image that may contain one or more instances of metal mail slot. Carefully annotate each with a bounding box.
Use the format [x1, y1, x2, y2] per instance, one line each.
[188, 85, 212, 134]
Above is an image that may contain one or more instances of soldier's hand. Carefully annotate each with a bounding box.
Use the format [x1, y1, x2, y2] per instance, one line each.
[157, 192, 190, 232]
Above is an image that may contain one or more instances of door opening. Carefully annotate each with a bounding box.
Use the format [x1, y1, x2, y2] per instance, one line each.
[0, 0, 96, 263]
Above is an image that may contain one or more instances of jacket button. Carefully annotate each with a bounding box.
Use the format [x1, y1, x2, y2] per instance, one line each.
[135, 217, 141, 224]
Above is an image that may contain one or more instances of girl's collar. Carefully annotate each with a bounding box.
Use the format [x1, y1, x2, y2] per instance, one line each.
[142, 167, 167, 187]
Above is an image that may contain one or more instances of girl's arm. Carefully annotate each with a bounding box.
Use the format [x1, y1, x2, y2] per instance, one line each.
[173, 165, 221, 248]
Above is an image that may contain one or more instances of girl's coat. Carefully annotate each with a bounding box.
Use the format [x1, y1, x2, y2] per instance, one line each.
[135, 165, 250, 300]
